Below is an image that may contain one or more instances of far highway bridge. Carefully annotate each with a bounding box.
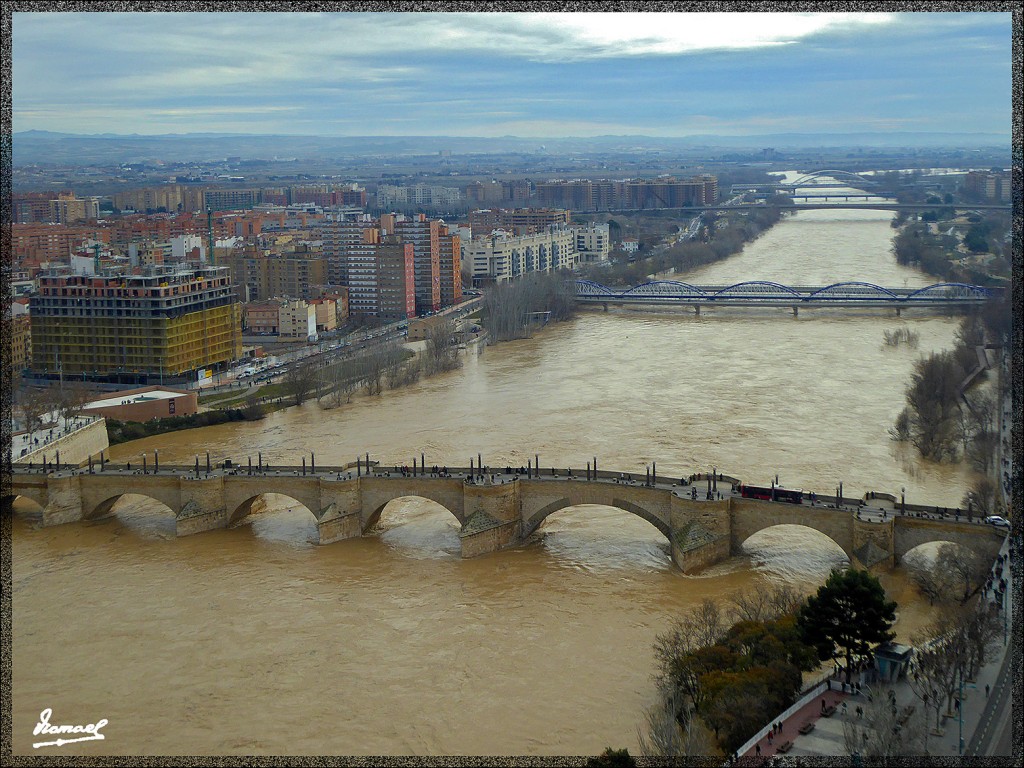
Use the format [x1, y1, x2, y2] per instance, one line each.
[583, 202, 1012, 214]
[575, 280, 995, 314]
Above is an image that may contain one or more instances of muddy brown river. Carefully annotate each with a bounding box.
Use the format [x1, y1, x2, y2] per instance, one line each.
[11, 179, 982, 755]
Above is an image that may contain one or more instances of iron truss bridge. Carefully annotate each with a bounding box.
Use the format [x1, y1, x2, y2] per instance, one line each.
[575, 280, 994, 310]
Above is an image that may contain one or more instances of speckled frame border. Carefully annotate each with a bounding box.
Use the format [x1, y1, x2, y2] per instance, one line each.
[1, 2, 1020, 766]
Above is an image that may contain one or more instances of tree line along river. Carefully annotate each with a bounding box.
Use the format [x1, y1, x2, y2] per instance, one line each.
[10, 176, 984, 755]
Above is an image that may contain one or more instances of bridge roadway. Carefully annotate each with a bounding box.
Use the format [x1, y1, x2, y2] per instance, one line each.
[575, 280, 993, 313]
[7, 462, 1004, 574]
[586, 202, 1012, 213]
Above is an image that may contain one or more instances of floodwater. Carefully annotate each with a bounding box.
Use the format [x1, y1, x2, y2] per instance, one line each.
[11, 176, 981, 755]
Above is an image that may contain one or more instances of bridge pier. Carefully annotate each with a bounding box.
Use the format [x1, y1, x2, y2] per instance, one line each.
[40, 473, 84, 527]
[459, 480, 522, 558]
[176, 475, 228, 536]
[317, 507, 363, 545]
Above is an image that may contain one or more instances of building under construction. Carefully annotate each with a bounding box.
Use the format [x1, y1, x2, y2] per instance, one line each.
[30, 265, 242, 384]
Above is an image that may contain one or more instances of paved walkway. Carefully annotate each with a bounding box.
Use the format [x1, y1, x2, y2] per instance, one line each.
[733, 534, 1015, 760]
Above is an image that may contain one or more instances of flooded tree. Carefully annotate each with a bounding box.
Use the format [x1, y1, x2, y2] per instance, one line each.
[422, 317, 462, 375]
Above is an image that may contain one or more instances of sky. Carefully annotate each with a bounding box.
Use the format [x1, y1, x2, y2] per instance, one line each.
[11, 9, 1013, 138]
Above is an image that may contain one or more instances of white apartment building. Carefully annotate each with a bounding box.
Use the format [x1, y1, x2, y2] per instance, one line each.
[278, 298, 317, 341]
[574, 222, 611, 264]
[468, 224, 579, 285]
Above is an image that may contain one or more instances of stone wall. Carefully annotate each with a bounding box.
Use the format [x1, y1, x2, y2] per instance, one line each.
[15, 419, 109, 467]
[672, 535, 731, 574]
[460, 519, 520, 558]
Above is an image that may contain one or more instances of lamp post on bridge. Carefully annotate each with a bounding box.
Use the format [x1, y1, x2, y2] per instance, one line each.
[901, 487, 905, 516]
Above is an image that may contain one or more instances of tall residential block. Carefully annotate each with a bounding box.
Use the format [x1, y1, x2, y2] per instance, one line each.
[30, 265, 241, 382]
[395, 214, 441, 315]
[438, 224, 462, 308]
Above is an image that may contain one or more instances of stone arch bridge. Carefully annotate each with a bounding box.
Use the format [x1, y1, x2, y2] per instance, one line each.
[7, 466, 1004, 573]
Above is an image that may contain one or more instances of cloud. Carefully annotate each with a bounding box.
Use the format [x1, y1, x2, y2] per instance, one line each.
[10, 10, 1011, 137]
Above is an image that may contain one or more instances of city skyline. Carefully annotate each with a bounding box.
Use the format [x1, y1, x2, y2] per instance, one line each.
[12, 9, 1012, 138]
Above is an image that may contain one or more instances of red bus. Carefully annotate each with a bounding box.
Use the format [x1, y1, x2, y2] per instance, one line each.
[739, 483, 803, 504]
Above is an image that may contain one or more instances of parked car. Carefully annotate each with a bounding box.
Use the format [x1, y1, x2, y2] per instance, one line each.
[985, 515, 1011, 529]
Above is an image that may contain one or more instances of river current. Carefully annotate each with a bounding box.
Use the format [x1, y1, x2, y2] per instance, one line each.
[10, 177, 981, 755]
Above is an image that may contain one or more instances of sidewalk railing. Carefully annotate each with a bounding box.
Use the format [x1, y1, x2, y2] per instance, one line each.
[730, 676, 832, 760]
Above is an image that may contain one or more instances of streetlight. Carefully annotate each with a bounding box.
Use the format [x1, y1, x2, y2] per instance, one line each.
[901, 487, 906, 515]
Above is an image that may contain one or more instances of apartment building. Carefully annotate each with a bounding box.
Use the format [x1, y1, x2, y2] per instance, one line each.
[278, 299, 317, 341]
[112, 185, 206, 214]
[535, 176, 718, 210]
[469, 208, 572, 235]
[30, 265, 241, 382]
[9, 311, 33, 372]
[395, 214, 441, 315]
[963, 171, 1011, 202]
[574, 222, 611, 263]
[438, 224, 462, 308]
[468, 225, 578, 284]
[203, 188, 258, 212]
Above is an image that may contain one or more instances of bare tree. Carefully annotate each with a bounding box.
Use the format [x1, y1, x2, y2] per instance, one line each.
[15, 386, 49, 438]
[935, 543, 988, 602]
[636, 690, 713, 759]
[841, 685, 925, 758]
[727, 584, 801, 624]
[282, 361, 317, 406]
[907, 552, 958, 605]
[910, 608, 969, 722]
[319, 358, 360, 409]
[962, 475, 997, 519]
[423, 317, 462, 375]
[962, 601, 1002, 680]
[241, 391, 264, 420]
[57, 380, 93, 429]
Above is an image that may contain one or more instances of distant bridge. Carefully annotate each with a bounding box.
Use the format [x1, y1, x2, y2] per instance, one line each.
[575, 280, 994, 313]
[7, 463, 1004, 574]
[587, 202, 1011, 214]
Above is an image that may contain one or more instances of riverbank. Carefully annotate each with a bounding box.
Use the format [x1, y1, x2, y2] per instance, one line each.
[581, 203, 793, 287]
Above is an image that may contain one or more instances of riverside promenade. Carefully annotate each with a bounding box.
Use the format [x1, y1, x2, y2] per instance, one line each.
[734, 534, 1016, 760]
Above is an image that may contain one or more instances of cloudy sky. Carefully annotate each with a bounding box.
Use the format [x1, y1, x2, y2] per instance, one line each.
[12, 9, 1012, 137]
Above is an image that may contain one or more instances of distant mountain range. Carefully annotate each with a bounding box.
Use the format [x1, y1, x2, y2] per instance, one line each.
[11, 130, 1010, 165]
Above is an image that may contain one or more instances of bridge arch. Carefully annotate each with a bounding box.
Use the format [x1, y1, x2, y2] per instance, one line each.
[808, 282, 900, 300]
[574, 279, 617, 296]
[622, 281, 710, 298]
[739, 523, 851, 572]
[84, 491, 178, 522]
[712, 281, 802, 299]
[6, 493, 45, 518]
[364, 495, 463, 534]
[228, 492, 319, 526]
[893, 518, 1002, 565]
[523, 498, 671, 540]
[790, 170, 876, 187]
[905, 283, 991, 301]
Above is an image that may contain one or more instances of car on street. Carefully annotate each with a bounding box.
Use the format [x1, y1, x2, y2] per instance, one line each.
[985, 515, 1011, 529]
